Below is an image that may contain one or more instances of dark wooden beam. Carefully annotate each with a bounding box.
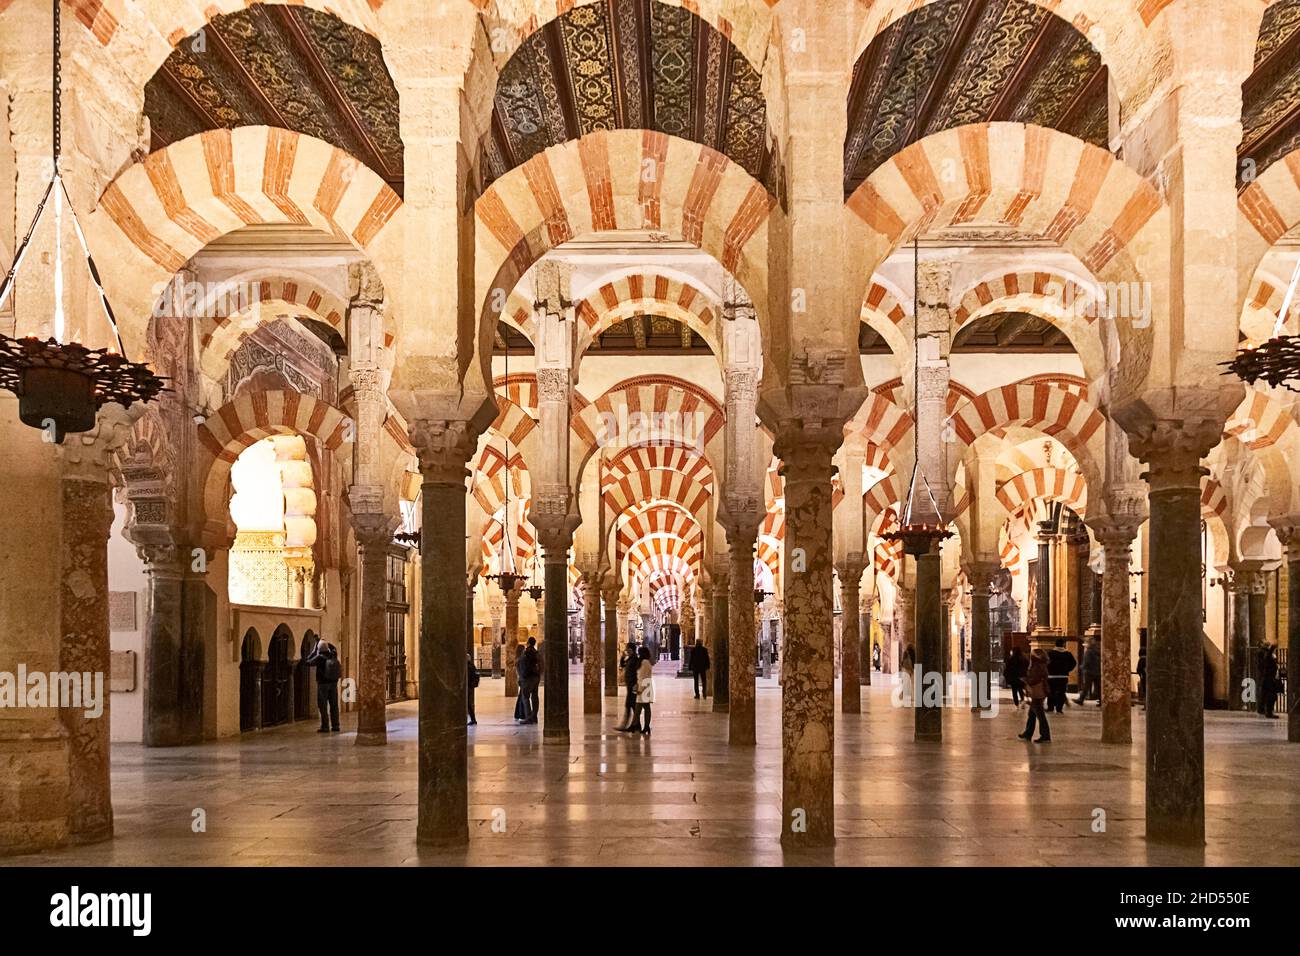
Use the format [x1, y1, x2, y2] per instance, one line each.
[986, 9, 1059, 122]
[900, 0, 987, 146]
[202, 19, 293, 131]
[153, 63, 223, 144]
[1057, 64, 1109, 139]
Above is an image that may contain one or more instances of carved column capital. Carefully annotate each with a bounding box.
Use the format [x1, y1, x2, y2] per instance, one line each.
[408, 419, 477, 485]
[352, 510, 398, 550]
[535, 366, 572, 403]
[1125, 419, 1222, 492]
[56, 403, 136, 483]
[1268, 516, 1300, 563]
[964, 561, 1001, 591]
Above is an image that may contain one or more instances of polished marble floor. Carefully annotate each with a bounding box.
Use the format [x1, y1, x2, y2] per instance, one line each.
[9, 662, 1300, 866]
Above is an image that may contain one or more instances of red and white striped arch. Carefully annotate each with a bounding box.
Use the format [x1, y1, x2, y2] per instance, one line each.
[475, 129, 775, 353]
[846, 392, 914, 456]
[616, 505, 703, 568]
[1224, 389, 1298, 452]
[1239, 151, 1300, 304]
[197, 389, 351, 547]
[995, 467, 1089, 518]
[603, 444, 716, 493]
[625, 536, 700, 588]
[573, 272, 722, 356]
[89, 128, 402, 348]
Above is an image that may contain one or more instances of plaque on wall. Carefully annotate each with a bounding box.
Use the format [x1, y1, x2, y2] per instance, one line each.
[109, 591, 138, 632]
[110, 650, 136, 693]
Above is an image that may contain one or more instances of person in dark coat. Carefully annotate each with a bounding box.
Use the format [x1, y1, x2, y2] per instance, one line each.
[1018, 648, 1051, 742]
[689, 638, 710, 699]
[467, 654, 480, 726]
[1135, 647, 1147, 707]
[517, 638, 541, 724]
[1003, 646, 1028, 707]
[1260, 643, 1281, 719]
[1075, 636, 1102, 705]
[513, 643, 529, 721]
[303, 636, 341, 733]
[617, 642, 641, 731]
[1046, 639, 1076, 714]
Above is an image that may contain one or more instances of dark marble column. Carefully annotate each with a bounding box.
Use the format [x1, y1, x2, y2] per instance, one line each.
[1228, 571, 1252, 710]
[355, 518, 393, 746]
[139, 545, 205, 746]
[1249, 576, 1267, 711]
[727, 528, 757, 744]
[603, 587, 619, 699]
[838, 565, 863, 713]
[1141, 441, 1207, 846]
[776, 434, 837, 848]
[582, 574, 602, 714]
[967, 565, 997, 713]
[696, 584, 712, 697]
[60, 476, 115, 843]
[413, 424, 475, 847]
[914, 548, 943, 742]
[1035, 523, 1053, 631]
[1094, 521, 1139, 744]
[503, 584, 521, 698]
[1274, 524, 1300, 742]
[542, 545, 571, 743]
[711, 574, 730, 713]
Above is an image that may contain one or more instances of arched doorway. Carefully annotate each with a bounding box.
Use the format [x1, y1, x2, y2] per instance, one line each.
[239, 628, 263, 732]
[297, 631, 316, 720]
[262, 625, 294, 728]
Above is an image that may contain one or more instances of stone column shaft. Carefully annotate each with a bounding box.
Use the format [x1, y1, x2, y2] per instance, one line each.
[583, 578, 602, 714]
[839, 572, 862, 713]
[728, 531, 758, 744]
[968, 568, 994, 713]
[503, 587, 521, 697]
[543, 551, 570, 743]
[603, 589, 619, 699]
[140, 550, 206, 747]
[914, 550, 943, 742]
[711, 579, 730, 712]
[1097, 527, 1138, 744]
[356, 527, 391, 746]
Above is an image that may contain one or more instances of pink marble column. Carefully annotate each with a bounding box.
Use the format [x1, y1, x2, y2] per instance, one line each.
[1093, 521, 1139, 744]
[583, 574, 603, 714]
[354, 516, 393, 746]
[776, 433, 837, 848]
[60, 475, 114, 844]
[727, 526, 758, 745]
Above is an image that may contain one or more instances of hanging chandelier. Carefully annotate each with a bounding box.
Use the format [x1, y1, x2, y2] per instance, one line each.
[880, 237, 952, 557]
[0, 1, 165, 443]
[1223, 258, 1300, 391]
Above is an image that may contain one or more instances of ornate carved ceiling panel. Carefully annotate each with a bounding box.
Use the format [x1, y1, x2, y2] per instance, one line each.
[1242, 0, 1300, 188]
[493, 316, 708, 353]
[144, 6, 403, 194]
[486, 0, 778, 196]
[952, 312, 1074, 351]
[844, 0, 1108, 199]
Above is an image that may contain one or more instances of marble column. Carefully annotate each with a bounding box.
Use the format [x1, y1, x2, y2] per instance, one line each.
[776, 433, 837, 848]
[896, 586, 915, 664]
[967, 565, 997, 712]
[1035, 523, 1053, 631]
[696, 584, 712, 697]
[860, 603, 872, 686]
[466, 580, 475, 656]
[354, 516, 393, 746]
[711, 573, 730, 713]
[1272, 522, 1300, 742]
[59, 472, 115, 843]
[412, 423, 475, 847]
[542, 543, 571, 743]
[1094, 521, 1140, 744]
[1227, 570, 1253, 711]
[1141, 438, 1208, 845]
[137, 544, 206, 746]
[1249, 575, 1267, 710]
[603, 587, 619, 699]
[913, 547, 943, 742]
[503, 583, 521, 698]
[727, 527, 758, 744]
[582, 574, 602, 714]
[838, 565, 863, 713]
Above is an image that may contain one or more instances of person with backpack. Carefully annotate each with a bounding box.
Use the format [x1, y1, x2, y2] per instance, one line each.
[467, 653, 480, 726]
[304, 636, 341, 733]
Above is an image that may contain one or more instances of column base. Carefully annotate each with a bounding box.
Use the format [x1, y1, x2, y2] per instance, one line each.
[68, 821, 113, 846]
[1145, 819, 1206, 847]
[416, 827, 468, 848]
[543, 728, 569, 744]
[356, 730, 388, 746]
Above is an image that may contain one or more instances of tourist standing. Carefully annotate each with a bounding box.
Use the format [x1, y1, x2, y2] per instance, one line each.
[467, 653, 479, 726]
[1075, 635, 1101, 705]
[304, 636, 341, 733]
[1046, 639, 1076, 714]
[1260, 643, 1281, 719]
[617, 642, 640, 731]
[1018, 648, 1051, 743]
[689, 637, 710, 699]
[517, 637, 541, 724]
[634, 645, 655, 735]
[1003, 645, 1027, 707]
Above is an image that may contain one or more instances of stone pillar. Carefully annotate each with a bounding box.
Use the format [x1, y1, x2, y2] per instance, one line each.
[913, 546, 943, 742]
[695, 584, 711, 696]
[776, 431, 838, 848]
[1135, 431, 1212, 845]
[860, 599, 872, 686]
[541, 540, 571, 743]
[1035, 523, 1053, 631]
[1228, 570, 1254, 710]
[582, 574, 602, 714]
[711, 572, 730, 712]
[603, 587, 619, 699]
[354, 515, 394, 746]
[1270, 521, 1300, 742]
[503, 583, 521, 698]
[410, 422, 476, 847]
[896, 586, 915, 664]
[1093, 520, 1140, 744]
[837, 563, 864, 713]
[1249, 575, 1267, 709]
[726, 525, 758, 744]
[967, 564, 997, 712]
[134, 543, 206, 747]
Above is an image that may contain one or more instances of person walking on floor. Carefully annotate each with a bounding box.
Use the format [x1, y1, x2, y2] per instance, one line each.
[634, 645, 655, 736]
[517, 637, 541, 724]
[304, 635, 341, 733]
[1260, 643, 1281, 719]
[689, 637, 710, 699]
[1003, 645, 1027, 707]
[1046, 639, 1076, 714]
[617, 642, 641, 731]
[1075, 635, 1101, 705]
[1018, 647, 1051, 743]
[467, 653, 479, 726]
[1136, 647, 1147, 708]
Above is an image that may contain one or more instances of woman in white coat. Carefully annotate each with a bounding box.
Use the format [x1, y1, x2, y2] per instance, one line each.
[634, 645, 655, 736]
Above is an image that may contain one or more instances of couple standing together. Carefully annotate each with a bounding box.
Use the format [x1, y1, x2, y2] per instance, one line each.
[616, 644, 656, 735]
